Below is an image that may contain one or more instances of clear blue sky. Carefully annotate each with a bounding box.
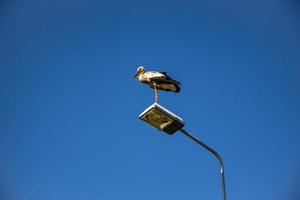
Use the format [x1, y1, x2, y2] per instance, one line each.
[1, 0, 300, 199]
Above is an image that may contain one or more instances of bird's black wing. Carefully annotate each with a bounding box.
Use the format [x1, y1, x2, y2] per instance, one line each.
[149, 73, 181, 93]
[159, 72, 181, 85]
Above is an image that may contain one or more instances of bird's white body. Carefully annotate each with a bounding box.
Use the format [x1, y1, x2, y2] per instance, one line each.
[138, 71, 164, 83]
[133, 66, 181, 102]
[138, 72, 178, 92]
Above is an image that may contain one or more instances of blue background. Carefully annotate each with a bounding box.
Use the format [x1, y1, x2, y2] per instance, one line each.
[1, 0, 300, 199]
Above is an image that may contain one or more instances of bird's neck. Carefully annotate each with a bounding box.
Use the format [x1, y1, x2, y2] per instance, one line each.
[138, 71, 145, 77]
[138, 72, 146, 82]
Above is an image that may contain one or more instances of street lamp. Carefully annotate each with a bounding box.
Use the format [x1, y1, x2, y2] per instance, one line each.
[139, 103, 227, 200]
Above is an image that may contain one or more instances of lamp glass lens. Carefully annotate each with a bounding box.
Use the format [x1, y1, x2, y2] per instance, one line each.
[140, 108, 173, 130]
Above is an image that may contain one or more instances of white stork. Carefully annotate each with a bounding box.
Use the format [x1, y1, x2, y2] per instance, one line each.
[132, 66, 181, 103]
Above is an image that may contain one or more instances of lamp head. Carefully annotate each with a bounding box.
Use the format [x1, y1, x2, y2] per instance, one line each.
[139, 103, 184, 135]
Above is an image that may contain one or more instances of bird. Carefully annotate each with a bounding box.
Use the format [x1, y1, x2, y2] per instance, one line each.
[132, 66, 181, 103]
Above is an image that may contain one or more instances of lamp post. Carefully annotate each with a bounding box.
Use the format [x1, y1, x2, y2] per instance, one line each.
[139, 103, 227, 200]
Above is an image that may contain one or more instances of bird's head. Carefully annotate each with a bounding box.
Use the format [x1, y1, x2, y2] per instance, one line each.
[132, 66, 145, 79]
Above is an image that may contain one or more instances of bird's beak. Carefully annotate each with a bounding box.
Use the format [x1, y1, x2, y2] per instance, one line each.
[132, 71, 138, 79]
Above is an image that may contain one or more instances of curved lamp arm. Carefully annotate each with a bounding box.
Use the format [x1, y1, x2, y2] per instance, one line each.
[179, 129, 227, 200]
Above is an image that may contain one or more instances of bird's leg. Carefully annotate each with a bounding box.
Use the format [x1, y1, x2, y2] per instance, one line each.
[155, 87, 158, 103]
[154, 83, 158, 103]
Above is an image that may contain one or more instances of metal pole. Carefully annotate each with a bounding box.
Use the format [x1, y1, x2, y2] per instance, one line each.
[179, 129, 227, 200]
